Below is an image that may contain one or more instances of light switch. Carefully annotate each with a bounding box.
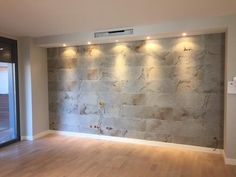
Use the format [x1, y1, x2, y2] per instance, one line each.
[228, 79, 236, 94]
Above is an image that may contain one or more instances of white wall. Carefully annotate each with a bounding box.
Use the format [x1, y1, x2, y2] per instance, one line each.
[31, 42, 49, 135]
[18, 37, 33, 137]
[18, 37, 49, 138]
[224, 18, 236, 160]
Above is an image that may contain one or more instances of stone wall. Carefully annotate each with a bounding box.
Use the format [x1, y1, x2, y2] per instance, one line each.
[47, 33, 225, 148]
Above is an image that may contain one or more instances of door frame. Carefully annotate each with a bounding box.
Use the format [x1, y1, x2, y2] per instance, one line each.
[0, 36, 20, 147]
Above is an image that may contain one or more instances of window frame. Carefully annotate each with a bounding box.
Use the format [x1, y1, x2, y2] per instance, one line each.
[0, 36, 20, 147]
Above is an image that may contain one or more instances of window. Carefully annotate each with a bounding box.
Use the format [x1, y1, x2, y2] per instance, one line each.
[0, 37, 20, 146]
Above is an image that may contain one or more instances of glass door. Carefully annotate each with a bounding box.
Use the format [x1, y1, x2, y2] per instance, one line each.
[0, 37, 20, 146]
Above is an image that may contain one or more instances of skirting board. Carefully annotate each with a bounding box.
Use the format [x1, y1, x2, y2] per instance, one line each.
[21, 130, 51, 141]
[223, 151, 236, 165]
[49, 130, 222, 154]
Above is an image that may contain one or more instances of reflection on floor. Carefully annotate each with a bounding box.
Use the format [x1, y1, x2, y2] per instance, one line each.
[0, 134, 236, 177]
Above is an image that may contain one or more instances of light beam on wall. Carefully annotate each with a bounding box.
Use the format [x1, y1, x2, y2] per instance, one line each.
[62, 47, 77, 58]
[144, 40, 162, 54]
[113, 44, 128, 80]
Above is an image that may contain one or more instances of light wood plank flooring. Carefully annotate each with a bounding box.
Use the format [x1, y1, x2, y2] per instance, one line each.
[0, 134, 236, 177]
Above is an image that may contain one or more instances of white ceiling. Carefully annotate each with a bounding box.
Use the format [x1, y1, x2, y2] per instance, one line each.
[0, 0, 236, 37]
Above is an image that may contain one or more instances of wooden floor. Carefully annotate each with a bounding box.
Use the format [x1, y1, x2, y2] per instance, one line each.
[0, 135, 236, 177]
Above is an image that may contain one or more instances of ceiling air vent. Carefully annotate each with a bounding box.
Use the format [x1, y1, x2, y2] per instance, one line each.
[94, 29, 133, 38]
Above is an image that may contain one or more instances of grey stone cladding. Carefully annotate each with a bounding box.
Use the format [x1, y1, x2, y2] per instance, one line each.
[47, 33, 225, 148]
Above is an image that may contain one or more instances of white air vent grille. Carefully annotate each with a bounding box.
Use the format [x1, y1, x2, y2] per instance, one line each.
[94, 29, 133, 38]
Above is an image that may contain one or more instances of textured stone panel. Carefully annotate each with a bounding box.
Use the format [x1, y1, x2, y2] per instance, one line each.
[102, 117, 146, 132]
[121, 105, 173, 120]
[47, 33, 225, 148]
[80, 80, 124, 93]
[48, 81, 80, 92]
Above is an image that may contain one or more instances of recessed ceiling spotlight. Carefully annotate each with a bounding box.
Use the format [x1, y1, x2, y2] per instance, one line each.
[0, 48, 3, 51]
[115, 40, 119, 42]
[88, 41, 91, 45]
[146, 36, 151, 40]
[63, 44, 66, 47]
[182, 33, 187, 36]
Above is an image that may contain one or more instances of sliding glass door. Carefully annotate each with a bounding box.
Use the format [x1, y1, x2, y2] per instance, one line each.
[0, 37, 20, 146]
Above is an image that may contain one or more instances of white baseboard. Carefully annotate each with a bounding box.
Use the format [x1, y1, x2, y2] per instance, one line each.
[49, 130, 222, 154]
[223, 151, 236, 165]
[21, 136, 33, 141]
[21, 130, 51, 141]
